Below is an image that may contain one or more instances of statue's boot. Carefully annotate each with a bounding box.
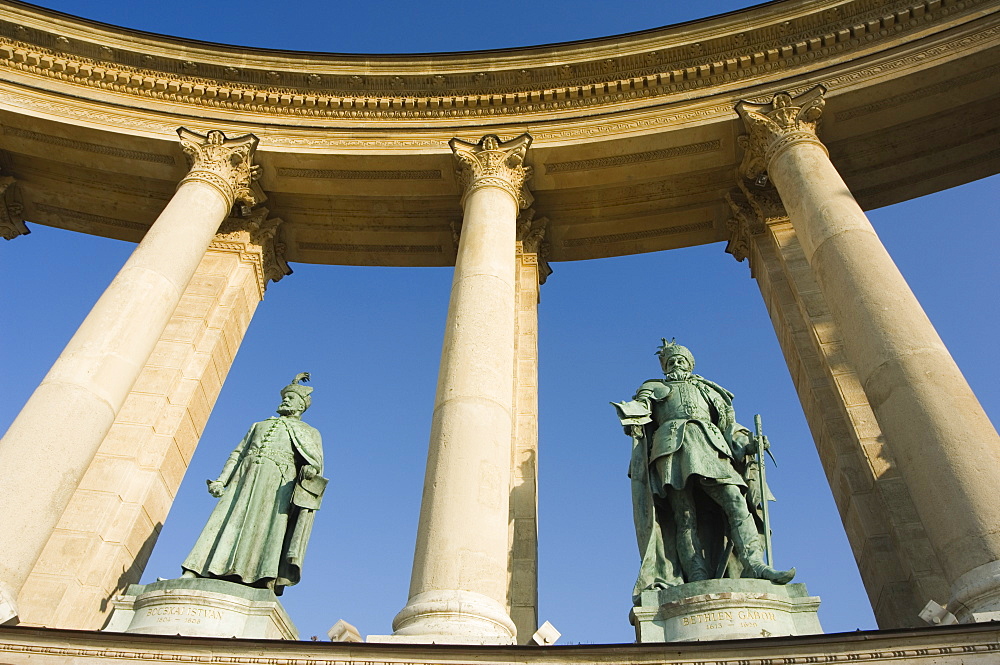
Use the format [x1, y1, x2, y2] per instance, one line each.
[669, 487, 712, 582]
[678, 547, 712, 582]
[728, 502, 796, 585]
[676, 516, 712, 582]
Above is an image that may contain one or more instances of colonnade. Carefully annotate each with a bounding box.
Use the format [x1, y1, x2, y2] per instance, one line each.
[0, 86, 998, 640]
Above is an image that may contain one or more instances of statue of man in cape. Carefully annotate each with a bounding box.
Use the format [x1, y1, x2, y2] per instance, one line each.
[180, 373, 327, 595]
[612, 340, 794, 604]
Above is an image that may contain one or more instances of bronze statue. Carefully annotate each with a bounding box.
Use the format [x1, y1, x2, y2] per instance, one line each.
[180, 373, 326, 595]
[613, 340, 794, 604]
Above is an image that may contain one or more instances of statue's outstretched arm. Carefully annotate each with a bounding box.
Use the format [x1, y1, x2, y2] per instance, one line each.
[206, 427, 254, 496]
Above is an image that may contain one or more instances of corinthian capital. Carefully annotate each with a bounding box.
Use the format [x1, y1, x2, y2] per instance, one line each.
[735, 85, 827, 180]
[0, 175, 28, 240]
[214, 207, 291, 296]
[450, 134, 533, 209]
[177, 128, 261, 210]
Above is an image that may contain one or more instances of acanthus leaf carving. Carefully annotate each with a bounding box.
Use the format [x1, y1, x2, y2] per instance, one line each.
[449, 134, 533, 209]
[735, 85, 827, 180]
[177, 127, 260, 211]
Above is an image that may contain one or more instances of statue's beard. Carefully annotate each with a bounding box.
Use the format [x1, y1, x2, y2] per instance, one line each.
[277, 405, 299, 416]
[665, 369, 691, 381]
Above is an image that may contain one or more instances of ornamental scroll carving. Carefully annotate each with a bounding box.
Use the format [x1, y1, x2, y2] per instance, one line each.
[0, 174, 28, 240]
[177, 128, 261, 211]
[449, 134, 533, 209]
[735, 86, 827, 181]
[214, 207, 291, 297]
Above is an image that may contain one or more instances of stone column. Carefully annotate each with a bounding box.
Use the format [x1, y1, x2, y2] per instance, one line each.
[726, 186, 949, 628]
[736, 87, 1000, 621]
[507, 212, 550, 643]
[391, 134, 531, 644]
[17, 212, 288, 630]
[0, 128, 259, 625]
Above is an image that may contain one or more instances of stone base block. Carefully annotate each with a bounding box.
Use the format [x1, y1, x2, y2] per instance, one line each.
[950, 560, 1000, 623]
[0, 580, 17, 626]
[368, 590, 516, 645]
[104, 578, 297, 640]
[630, 579, 822, 643]
[366, 634, 516, 645]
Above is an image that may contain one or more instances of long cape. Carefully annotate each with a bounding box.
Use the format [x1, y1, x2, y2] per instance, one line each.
[274, 418, 325, 591]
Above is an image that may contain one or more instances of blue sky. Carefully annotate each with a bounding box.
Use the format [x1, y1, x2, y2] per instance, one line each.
[1, 0, 998, 644]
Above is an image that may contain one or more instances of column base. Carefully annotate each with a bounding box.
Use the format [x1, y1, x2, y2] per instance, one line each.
[377, 589, 516, 644]
[0, 580, 17, 625]
[950, 560, 1000, 622]
[104, 578, 297, 640]
[630, 579, 822, 643]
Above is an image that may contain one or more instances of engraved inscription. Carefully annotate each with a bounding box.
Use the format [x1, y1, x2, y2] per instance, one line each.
[679, 608, 777, 628]
[144, 605, 224, 620]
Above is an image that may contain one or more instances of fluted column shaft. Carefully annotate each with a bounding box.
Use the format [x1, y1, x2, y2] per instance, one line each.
[0, 129, 258, 624]
[391, 134, 531, 644]
[738, 88, 1000, 620]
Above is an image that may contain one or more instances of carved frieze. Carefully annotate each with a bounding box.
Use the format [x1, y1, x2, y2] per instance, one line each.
[450, 134, 533, 209]
[177, 128, 260, 211]
[735, 86, 827, 180]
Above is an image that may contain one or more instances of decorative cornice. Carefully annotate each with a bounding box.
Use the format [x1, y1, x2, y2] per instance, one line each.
[450, 134, 532, 208]
[0, 173, 27, 239]
[736, 86, 827, 180]
[0, 0, 988, 123]
[0, 7, 994, 152]
[177, 128, 260, 211]
[213, 207, 291, 296]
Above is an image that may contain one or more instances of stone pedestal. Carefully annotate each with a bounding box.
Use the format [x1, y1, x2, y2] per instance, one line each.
[104, 578, 297, 640]
[630, 580, 821, 643]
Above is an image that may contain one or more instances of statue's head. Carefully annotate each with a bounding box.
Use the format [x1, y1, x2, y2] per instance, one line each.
[278, 372, 312, 416]
[656, 338, 695, 378]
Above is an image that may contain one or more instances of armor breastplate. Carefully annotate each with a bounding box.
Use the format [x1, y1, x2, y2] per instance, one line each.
[654, 380, 711, 421]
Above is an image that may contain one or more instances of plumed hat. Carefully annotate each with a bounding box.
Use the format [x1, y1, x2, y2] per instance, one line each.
[655, 338, 695, 370]
[280, 372, 313, 411]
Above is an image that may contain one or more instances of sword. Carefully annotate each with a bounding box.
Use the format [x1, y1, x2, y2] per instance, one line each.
[754, 414, 774, 567]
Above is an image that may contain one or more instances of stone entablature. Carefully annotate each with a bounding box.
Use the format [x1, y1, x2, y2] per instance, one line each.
[0, 0, 989, 124]
[0, 0, 996, 268]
